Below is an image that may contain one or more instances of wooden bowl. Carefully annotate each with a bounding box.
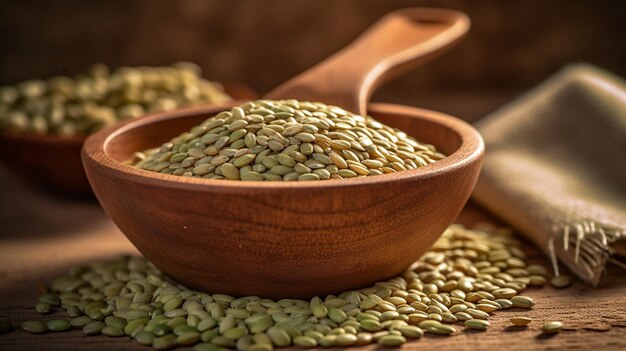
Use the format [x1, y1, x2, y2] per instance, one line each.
[0, 81, 256, 195]
[82, 102, 484, 299]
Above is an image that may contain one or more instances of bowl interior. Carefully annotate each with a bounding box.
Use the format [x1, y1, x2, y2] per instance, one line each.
[104, 104, 464, 168]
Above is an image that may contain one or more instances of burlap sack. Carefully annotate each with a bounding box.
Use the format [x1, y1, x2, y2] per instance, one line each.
[473, 64, 626, 285]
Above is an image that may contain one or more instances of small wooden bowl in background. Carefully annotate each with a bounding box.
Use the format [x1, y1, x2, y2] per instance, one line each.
[0, 81, 257, 195]
[82, 102, 484, 298]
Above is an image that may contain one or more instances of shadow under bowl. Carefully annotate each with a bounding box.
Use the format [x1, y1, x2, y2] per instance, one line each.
[82, 102, 484, 298]
[0, 81, 257, 195]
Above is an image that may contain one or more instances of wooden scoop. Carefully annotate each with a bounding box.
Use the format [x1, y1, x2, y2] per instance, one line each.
[266, 8, 470, 115]
[82, 8, 481, 298]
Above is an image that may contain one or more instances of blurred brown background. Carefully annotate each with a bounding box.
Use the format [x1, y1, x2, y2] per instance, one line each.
[1, 0, 625, 121]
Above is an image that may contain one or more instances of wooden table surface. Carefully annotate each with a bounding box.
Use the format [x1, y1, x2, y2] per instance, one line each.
[1, 164, 625, 351]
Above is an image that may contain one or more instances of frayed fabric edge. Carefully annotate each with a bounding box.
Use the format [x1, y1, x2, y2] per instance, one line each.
[548, 221, 626, 286]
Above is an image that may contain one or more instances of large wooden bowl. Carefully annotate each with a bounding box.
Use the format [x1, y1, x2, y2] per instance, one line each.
[0, 81, 256, 195]
[82, 102, 484, 298]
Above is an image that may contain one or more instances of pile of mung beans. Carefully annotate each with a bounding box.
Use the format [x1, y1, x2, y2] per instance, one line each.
[132, 99, 445, 181]
[0, 62, 231, 136]
[4, 224, 564, 349]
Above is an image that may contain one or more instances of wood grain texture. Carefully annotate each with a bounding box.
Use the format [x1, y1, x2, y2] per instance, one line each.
[0, 165, 624, 351]
[266, 8, 469, 115]
[0, 82, 256, 195]
[0, 133, 87, 194]
[81, 102, 483, 298]
[1, 1, 625, 97]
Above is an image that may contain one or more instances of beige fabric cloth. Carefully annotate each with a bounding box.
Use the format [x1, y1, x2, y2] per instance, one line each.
[473, 64, 626, 285]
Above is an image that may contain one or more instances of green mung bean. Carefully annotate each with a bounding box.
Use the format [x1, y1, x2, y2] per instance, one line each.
[318, 334, 338, 347]
[39, 293, 61, 306]
[45, 319, 71, 332]
[70, 316, 95, 328]
[178, 331, 201, 345]
[83, 321, 106, 335]
[124, 318, 146, 335]
[510, 295, 535, 308]
[464, 319, 490, 330]
[510, 317, 532, 326]
[105, 315, 127, 329]
[35, 301, 52, 314]
[527, 265, 549, 276]
[395, 325, 423, 339]
[550, 274, 572, 288]
[135, 330, 155, 345]
[426, 324, 455, 335]
[267, 326, 291, 346]
[22, 320, 48, 334]
[101, 326, 124, 337]
[495, 299, 514, 309]
[378, 334, 406, 347]
[541, 321, 562, 334]
[153, 333, 177, 350]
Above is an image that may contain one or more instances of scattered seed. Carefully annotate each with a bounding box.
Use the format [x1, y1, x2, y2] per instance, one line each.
[527, 265, 549, 276]
[495, 299, 514, 309]
[510, 317, 532, 326]
[541, 321, 562, 334]
[493, 288, 518, 299]
[550, 274, 572, 288]
[395, 325, 423, 339]
[22, 320, 48, 334]
[464, 319, 490, 330]
[425, 323, 456, 335]
[177, 331, 201, 345]
[101, 326, 125, 337]
[35, 301, 53, 314]
[336, 333, 358, 346]
[104, 316, 127, 329]
[83, 321, 106, 335]
[511, 295, 535, 308]
[44, 319, 70, 332]
[135, 330, 155, 345]
[267, 326, 291, 347]
[378, 334, 407, 347]
[153, 333, 177, 350]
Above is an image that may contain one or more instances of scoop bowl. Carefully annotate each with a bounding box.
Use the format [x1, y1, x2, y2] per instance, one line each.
[82, 102, 483, 298]
[0, 81, 256, 195]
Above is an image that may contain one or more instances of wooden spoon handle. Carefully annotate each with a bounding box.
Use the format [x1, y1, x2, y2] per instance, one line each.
[265, 8, 470, 115]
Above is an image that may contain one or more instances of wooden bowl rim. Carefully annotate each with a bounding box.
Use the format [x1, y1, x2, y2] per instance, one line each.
[0, 131, 85, 145]
[82, 102, 484, 192]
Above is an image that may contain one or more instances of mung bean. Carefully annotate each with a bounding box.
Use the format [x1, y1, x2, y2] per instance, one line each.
[541, 321, 562, 334]
[550, 274, 572, 288]
[22, 320, 48, 334]
[510, 317, 532, 326]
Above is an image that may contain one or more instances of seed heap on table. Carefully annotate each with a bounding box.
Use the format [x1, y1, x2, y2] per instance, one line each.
[2, 224, 567, 350]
